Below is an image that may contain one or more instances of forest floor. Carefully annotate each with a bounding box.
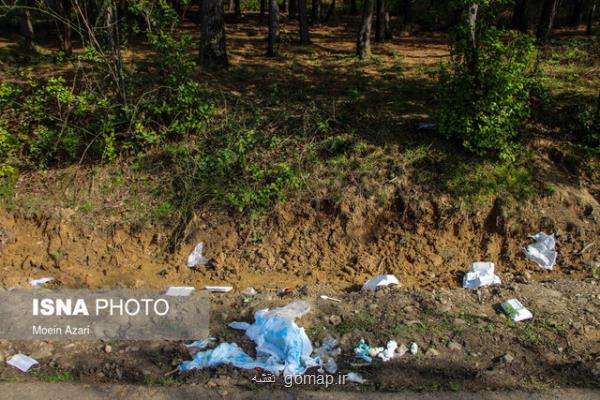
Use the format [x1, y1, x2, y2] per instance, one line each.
[0, 14, 599, 392]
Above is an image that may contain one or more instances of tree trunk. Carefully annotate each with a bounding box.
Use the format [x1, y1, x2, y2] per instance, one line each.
[282, 0, 289, 14]
[200, 0, 229, 70]
[19, 1, 35, 50]
[312, 0, 321, 23]
[356, 0, 374, 59]
[60, 0, 72, 56]
[325, 0, 335, 21]
[512, 0, 528, 32]
[402, 0, 412, 24]
[298, 0, 310, 44]
[568, 0, 584, 26]
[384, 11, 392, 39]
[260, 0, 267, 21]
[229, 0, 235, 12]
[267, 0, 279, 57]
[588, 0, 597, 34]
[350, 0, 357, 15]
[374, 0, 385, 42]
[466, 3, 479, 78]
[289, 0, 297, 18]
[234, 0, 241, 16]
[537, 0, 559, 44]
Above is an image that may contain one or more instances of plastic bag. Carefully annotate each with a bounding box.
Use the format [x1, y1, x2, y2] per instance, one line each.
[362, 275, 400, 291]
[524, 232, 557, 270]
[187, 242, 209, 267]
[462, 262, 501, 289]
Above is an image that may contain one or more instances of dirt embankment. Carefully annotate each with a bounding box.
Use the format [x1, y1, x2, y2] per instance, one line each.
[0, 182, 598, 291]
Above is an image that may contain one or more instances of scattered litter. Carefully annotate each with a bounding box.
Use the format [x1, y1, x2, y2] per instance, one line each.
[346, 372, 366, 384]
[7, 354, 38, 372]
[165, 286, 195, 296]
[179, 301, 318, 377]
[362, 275, 400, 291]
[378, 340, 398, 362]
[418, 122, 436, 130]
[28, 277, 54, 286]
[241, 287, 257, 297]
[324, 358, 338, 373]
[462, 262, 501, 289]
[409, 342, 418, 355]
[206, 286, 232, 293]
[277, 287, 293, 296]
[185, 337, 217, 350]
[353, 338, 372, 363]
[313, 336, 340, 374]
[187, 242, 209, 267]
[319, 295, 341, 302]
[524, 232, 557, 270]
[501, 298, 533, 322]
[397, 343, 408, 357]
[243, 297, 253, 303]
[228, 321, 251, 330]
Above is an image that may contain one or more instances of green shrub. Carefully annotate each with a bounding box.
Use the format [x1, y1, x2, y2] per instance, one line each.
[576, 103, 600, 154]
[436, 2, 536, 161]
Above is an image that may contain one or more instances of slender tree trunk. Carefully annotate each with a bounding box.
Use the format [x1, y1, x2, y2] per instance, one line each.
[537, 0, 559, 44]
[234, 0, 241, 16]
[384, 11, 392, 39]
[568, 0, 584, 26]
[229, 0, 235, 12]
[312, 0, 321, 23]
[374, 0, 385, 42]
[466, 3, 479, 78]
[200, 0, 229, 70]
[325, 0, 335, 21]
[282, 0, 289, 14]
[289, 0, 297, 18]
[19, 1, 35, 50]
[260, 0, 267, 21]
[60, 0, 72, 56]
[267, 0, 279, 57]
[350, 0, 357, 14]
[512, 0, 528, 32]
[588, 0, 597, 34]
[402, 0, 412, 24]
[298, 0, 310, 44]
[356, 0, 374, 59]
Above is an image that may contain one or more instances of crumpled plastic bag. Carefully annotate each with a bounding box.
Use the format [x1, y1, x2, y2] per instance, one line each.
[362, 275, 400, 291]
[462, 262, 501, 289]
[179, 301, 318, 377]
[523, 232, 557, 270]
[187, 242, 209, 267]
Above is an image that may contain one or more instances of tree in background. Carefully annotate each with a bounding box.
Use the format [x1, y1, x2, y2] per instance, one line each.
[200, 0, 229, 70]
[374, 0, 385, 42]
[356, 0, 374, 59]
[537, 0, 559, 44]
[312, 0, 321, 24]
[568, 0, 585, 26]
[588, 0, 598, 34]
[512, 0, 528, 32]
[437, 0, 536, 161]
[298, 0, 310, 44]
[267, 0, 279, 56]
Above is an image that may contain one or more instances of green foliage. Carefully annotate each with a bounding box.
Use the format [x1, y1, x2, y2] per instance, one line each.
[576, 103, 600, 155]
[437, 2, 536, 161]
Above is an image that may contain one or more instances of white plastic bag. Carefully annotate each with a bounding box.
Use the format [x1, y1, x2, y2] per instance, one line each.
[362, 275, 400, 291]
[462, 262, 501, 289]
[524, 232, 557, 270]
[7, 354, 38, 372]
[187, 242, 209, 267]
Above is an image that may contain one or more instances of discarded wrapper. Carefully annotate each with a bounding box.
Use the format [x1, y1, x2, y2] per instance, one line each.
[523, 232, 557, 271]
[241, 287, 257, 297]
[206, 286, 232, 293]
[346, 372, 367, 384]
[462, 262, 501, 289]
[165, 286, 195, 296]
[187, 242, 209, 267]
[362, 275, 400, 291]
[501, 298, 533, 322]
[7, 354, 38, 372]
[28, 277, 54, 287]
[319, 295, 341, 302]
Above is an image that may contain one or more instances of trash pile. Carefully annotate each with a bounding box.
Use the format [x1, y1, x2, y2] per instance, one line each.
[524, 232, 557, 270]
[179, 301, 319, 377]
[462, 262, 501, 289]
[353, 338, 417, 364]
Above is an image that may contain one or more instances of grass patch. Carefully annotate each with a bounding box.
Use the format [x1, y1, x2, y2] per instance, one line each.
[42, 371, 74, 382]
